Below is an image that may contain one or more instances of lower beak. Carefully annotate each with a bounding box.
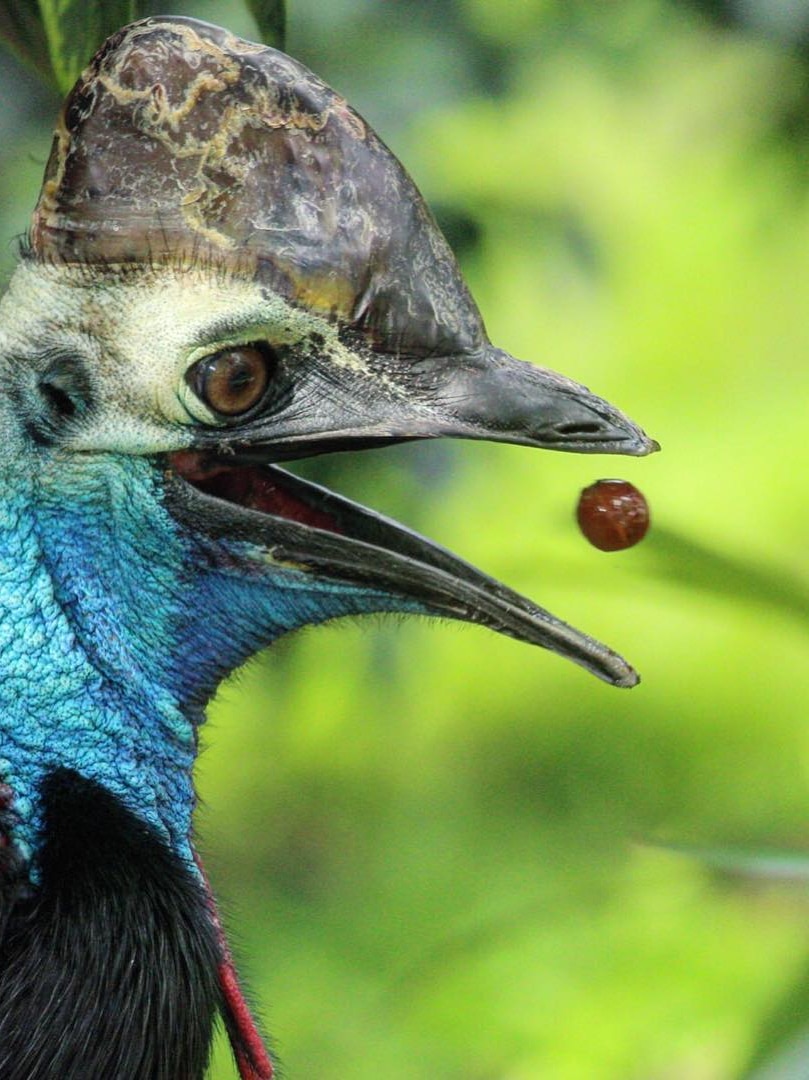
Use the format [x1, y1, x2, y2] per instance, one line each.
[168, 454, 643, 688]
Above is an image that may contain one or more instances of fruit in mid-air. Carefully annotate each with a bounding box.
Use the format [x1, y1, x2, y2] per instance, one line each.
[577, 480, 650, 551]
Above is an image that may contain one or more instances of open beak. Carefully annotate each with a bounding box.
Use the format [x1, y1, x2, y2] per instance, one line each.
[167, 342, 657, 689]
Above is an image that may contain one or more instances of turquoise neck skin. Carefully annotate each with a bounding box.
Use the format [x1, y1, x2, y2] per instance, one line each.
[0, 447, 199, 872]
[0, 434, 417, 880]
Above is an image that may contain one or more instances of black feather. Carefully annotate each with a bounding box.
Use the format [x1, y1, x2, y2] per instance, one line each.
[0, 768, 222, 1080]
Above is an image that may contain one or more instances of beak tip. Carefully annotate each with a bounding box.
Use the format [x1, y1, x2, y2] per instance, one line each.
[593, 652, 640, 688]
[619, 668, 641, 689]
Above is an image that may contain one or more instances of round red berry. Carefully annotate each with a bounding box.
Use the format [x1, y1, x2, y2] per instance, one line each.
[576, 479, 649, 551]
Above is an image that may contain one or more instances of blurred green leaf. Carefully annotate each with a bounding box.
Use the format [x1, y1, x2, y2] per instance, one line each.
[742, 972, 809, 1079]
[639, 527, 809, 632]
[246, 0, 285, 49]
[0, 1, 53, 86]
[652, 842, 809, 883]
[38, 0, 138, 93]
[747, 1035, 809, 1080]
[0, 0, 144, 93]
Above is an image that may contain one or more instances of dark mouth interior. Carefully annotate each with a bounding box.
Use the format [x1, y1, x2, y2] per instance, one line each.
[169, 451, 343, 533]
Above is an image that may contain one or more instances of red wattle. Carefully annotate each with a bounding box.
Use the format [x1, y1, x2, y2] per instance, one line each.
[194, 850, 274, 1080]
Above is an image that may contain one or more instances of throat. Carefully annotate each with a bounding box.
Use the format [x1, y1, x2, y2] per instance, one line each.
[0, 457, 198, 874]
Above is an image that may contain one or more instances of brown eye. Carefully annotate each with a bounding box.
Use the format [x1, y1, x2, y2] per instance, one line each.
[191, 345, 273, 417]
[577, 479, 650, 551]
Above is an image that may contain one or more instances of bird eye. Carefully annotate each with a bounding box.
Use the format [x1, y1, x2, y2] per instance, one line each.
[190, 345, 275, 418]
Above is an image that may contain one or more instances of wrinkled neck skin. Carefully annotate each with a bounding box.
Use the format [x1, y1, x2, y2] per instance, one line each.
[0, 430, 357, 894]
[0, 435, 378, 879]
[0, 437, 389, 878]
[0, 436, 193, 874]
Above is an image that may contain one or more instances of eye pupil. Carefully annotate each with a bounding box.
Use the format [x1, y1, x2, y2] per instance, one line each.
[193, 345, 272, 417]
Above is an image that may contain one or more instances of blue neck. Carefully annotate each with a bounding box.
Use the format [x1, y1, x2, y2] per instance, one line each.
[0, 450, 199, 874]
[0, 441, 419, 880]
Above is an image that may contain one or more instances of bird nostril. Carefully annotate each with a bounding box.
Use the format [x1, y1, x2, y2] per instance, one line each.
[40, 381, 77, 418]
[554, 421, 604, 436]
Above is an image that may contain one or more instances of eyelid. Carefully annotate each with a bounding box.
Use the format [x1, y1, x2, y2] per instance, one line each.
[184, 320, 311, 368]
[185, 333, 270, 368]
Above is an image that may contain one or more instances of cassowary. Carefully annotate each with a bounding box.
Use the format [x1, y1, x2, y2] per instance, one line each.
[0, 16, 656, 1080]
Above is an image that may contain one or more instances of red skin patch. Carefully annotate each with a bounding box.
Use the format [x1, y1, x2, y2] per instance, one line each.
[194, 851, 274, 1080]
[171, 451, 342, 534]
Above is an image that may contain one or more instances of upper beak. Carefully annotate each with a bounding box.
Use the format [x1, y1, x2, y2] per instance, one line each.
[376, 344, 658, 456]
[198, 340, 658, 462]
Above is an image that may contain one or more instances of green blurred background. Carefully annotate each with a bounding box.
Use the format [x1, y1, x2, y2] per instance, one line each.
[4, 0, 809, 1076]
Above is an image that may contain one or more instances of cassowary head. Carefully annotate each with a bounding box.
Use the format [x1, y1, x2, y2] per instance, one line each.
[0, 16, 656, 1080]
